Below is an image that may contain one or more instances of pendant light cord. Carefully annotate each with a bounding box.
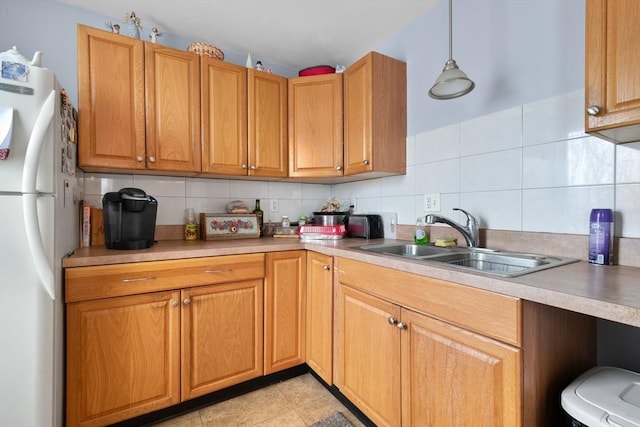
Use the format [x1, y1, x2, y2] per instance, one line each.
[448, 0, 453, 60]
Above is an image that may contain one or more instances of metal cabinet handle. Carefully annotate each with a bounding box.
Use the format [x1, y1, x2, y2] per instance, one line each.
[323, 265, 330, 271]
[587, 105, 600, 116]
[205, 269, 232, 274]
[250, 165, 257, 170]
[242, 164, 248, 169]
[122, 276, 156, 283]
[136, 156, 144, 162]
[397, 322, 407, 330]
[171, 300, 179, 307]
[363, 160, 369, 165]
[148, 156, 156, 163]
[183, 298, 191, 305]
[388, 317, 398, 325]
[336, 166, 342, 171]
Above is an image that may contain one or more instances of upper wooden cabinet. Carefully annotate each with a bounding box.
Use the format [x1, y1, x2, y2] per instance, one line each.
[77, 24, 146, 171]
[344, 52, 406, 177]
[200, 59, 248, 175]
[288, 74, 344, 178]
[192, 61, 289, 178]
[145, 44, 201, 173]
[248, 70, 288, 177]
[585, 0, 640, 143]
[77, 25, 201, 174]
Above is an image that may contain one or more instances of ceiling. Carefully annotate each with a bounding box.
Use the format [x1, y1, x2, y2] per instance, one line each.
[56, 0, 437, 71]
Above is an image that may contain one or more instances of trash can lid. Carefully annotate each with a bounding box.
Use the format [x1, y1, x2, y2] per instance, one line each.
[562, 366, 640, 427]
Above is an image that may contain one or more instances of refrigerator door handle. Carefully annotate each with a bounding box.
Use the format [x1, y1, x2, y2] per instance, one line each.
[22, 90, 55, 194]
[23, 194, 55, 300]
[22, 90, 56, 300]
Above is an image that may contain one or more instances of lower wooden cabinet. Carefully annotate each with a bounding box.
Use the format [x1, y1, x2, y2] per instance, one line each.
[305, 251, 334, 384]
[264, 251, 306, 374]
[337, 284, 402, 427]
[336, 257, 596, 427]
[181, 280, 264, 400]
[400, 308, 520, 426]
[66, 291, 181, 427]
[65, 254, 265, 427]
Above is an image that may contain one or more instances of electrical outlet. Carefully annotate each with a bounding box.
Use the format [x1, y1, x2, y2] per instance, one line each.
[270, 199, 279, 212]
[350, 199, 357, 213]
[424, 193, 441, 212]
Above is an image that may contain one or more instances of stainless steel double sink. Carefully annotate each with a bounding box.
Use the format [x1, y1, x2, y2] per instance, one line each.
[350, 243, 578, 277]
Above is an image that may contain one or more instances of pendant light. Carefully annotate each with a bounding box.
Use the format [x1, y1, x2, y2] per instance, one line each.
[429, 0, 475, 100]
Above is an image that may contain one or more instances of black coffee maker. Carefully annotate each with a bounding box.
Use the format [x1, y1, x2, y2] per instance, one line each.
[102, 188, 158, 250]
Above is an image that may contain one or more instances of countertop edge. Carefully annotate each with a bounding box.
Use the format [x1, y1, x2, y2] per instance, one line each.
[63, 238, 640, 328]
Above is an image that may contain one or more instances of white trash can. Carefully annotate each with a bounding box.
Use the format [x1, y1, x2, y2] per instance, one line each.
[561, 366, 640, 427]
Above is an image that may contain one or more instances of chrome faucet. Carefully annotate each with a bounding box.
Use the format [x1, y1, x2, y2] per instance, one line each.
[425, 208, 480, 248]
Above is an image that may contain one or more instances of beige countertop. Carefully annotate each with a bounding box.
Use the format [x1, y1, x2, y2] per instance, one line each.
[63, 237, 640, 328]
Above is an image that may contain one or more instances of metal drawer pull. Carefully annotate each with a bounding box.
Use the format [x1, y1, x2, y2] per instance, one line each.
[323, 265, 330, 271]
[183, 298, 191, 305]
[122, 276, 156, 283]
[205, 269, 233, 274]
[396, 322, 407, 330]
[388, 317, 398, 325]
[171, 300, 179, 307]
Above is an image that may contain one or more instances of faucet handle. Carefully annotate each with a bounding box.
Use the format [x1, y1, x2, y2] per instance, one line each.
[453, 208, 478, 226]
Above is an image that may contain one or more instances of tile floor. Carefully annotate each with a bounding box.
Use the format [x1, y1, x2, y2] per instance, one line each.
[153, 374, 365, 427]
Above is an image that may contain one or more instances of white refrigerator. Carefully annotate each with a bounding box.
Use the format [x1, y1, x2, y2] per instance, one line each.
[0, 65, 79, 426]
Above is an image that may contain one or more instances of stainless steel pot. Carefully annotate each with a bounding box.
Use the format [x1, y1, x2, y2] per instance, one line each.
[313, 212, 346, 226]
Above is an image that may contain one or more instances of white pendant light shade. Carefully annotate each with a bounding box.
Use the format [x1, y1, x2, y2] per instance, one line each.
[429, 0, 475, 100]
[429, 59, 475, 99]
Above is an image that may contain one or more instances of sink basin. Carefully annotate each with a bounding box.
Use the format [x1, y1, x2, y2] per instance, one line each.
[351, 243, 578, 277]
[425, 251, 577, 277]
[351, 243, 463, 258]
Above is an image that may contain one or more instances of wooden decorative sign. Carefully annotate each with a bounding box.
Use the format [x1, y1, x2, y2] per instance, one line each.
[199, 213, 260, 240]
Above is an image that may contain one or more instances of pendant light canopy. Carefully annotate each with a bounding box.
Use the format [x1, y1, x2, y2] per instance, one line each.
[429, 0, 475, 100]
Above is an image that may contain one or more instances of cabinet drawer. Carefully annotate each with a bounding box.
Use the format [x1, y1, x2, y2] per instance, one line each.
[65, 253, 265, 302]
[337, 258, 521, 347]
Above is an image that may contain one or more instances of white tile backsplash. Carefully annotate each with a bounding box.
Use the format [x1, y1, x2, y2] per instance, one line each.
[80, 91, 640, 238]
[616, 142, 640, 184]
[460, 149, 522, 192]
[133, 175, 186, 197]
[415, 123, 460, 163]
[523, 90, 586, 146]
[523, 186, 614, 234]
[523, 136, 615, 188]
[615, 184, 640, 237]
[460, 190, 522, 231]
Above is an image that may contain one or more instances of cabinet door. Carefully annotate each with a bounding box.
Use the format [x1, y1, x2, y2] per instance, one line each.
[344, 52, 406, 176]
[585, 0, 640, 143]
[77, 24, 146, 171]
[305, 252, 334, 384]
[336, 284, 401, 427]
[248, 70, 288, 177]
[181, 280, 263, 400]
[264, 251, 306, 373]
[67, 291, 180, 427]
[201, 59, 248, 175]
[145, 44, 201, 173]
[288, 74, 343, 177]
[400, 308, 521, 427]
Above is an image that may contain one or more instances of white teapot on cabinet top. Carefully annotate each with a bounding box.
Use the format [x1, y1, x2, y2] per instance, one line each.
[0, 46, 42, 67]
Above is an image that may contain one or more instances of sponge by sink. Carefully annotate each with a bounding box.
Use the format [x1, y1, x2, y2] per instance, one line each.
[434, 238, 457, 247]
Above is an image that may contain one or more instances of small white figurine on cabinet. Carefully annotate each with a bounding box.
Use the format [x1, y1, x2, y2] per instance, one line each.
[149, 27, 162, 43]
[123, 11, 142, 39]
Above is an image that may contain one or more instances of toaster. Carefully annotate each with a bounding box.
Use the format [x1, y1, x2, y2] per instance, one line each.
[347, 214, 384, 239]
